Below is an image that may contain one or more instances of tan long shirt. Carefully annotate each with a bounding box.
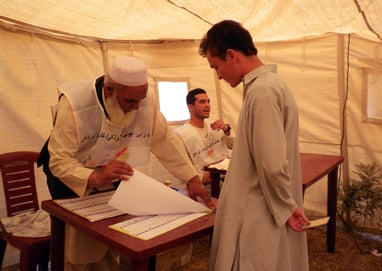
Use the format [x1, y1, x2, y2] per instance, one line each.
[209, 65, 309, 271]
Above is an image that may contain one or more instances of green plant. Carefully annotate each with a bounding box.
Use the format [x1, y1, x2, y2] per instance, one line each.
[338, 162, 382, 253]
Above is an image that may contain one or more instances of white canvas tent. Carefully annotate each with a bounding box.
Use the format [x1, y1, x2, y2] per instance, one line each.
[0, 0, 382, 241]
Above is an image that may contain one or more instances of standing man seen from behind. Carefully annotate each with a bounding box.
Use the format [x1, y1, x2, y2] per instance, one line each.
[199, 20, 310, 271]
[38, 56, 215, 271]
[174, 88, 233, 184]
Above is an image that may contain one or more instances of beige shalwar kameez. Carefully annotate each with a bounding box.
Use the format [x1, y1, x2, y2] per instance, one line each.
[48, 78, 199, 270]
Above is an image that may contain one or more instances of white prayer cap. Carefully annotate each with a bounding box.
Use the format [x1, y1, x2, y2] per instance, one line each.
[109, 56, 147, 86]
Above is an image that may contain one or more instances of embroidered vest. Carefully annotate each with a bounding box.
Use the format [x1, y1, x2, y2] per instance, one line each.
[58, 79, 153, 168]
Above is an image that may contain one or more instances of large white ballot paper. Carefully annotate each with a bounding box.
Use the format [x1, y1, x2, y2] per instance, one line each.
[108, 169, 211, 216]
[108, 170, 211, 240]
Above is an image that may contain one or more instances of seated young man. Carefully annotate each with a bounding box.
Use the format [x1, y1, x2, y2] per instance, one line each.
[174, 88, 233, 184]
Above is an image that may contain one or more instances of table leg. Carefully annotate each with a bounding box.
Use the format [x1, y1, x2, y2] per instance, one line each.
[50, 215, 65, 271]
[210, 172, 221, 198]
[327, 167, 338, 253]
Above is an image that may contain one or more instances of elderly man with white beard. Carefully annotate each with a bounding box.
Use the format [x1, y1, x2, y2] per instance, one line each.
[38, 56, 215, 271]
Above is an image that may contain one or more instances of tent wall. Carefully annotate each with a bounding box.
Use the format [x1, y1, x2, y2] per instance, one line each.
[346, 35, 382, 168]
[0, 28, 105, 218]
[1, 26, 382, 218]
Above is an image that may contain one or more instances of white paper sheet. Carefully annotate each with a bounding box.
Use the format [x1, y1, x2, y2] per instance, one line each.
[303, 216, 330, 229]
[208, 158, 230, 170]
[108, 170, 211, 216]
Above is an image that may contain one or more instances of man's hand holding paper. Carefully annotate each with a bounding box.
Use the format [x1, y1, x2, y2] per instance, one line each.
[187, 176, 217, 210]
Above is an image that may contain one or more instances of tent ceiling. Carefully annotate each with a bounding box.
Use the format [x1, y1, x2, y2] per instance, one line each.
[0, 0, 381, 42]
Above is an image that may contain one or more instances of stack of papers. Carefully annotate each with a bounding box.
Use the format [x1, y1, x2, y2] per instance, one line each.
[54, 191, 124, 222]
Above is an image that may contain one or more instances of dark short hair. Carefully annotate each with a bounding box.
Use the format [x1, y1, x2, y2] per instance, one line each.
[199, 20, 257, 60]
[186, 88, 207, 105]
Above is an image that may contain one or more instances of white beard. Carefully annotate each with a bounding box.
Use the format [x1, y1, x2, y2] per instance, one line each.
[104, 94, 137, 129]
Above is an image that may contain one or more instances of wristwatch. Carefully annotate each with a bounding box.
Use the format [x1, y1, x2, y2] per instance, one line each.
[224, 124, 231, 134]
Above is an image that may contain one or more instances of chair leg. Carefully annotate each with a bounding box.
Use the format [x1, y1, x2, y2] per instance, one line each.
[0, 238, 7, 268]
[38, 262, 50, 271]
[19, 247, 50, 271]
[37, 248, 50, 271]
[19, 248, 39, 271]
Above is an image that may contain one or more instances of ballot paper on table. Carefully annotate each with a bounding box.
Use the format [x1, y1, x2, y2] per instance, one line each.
[108, 169, 211, 216]
[109, 212, 209, 240]
[54, 191, 125, 222]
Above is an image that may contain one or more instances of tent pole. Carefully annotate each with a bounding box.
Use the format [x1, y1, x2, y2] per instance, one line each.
[213, 71, 224, 120]
[99, 41, 110, 74]
[337, 34, 349, 187]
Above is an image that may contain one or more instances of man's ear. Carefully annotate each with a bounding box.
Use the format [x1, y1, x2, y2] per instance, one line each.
[104, 86, 113, 99]
[226, 49, 237, 61]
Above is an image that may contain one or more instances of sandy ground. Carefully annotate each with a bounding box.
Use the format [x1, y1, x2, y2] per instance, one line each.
[181, 225, 382, 271]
